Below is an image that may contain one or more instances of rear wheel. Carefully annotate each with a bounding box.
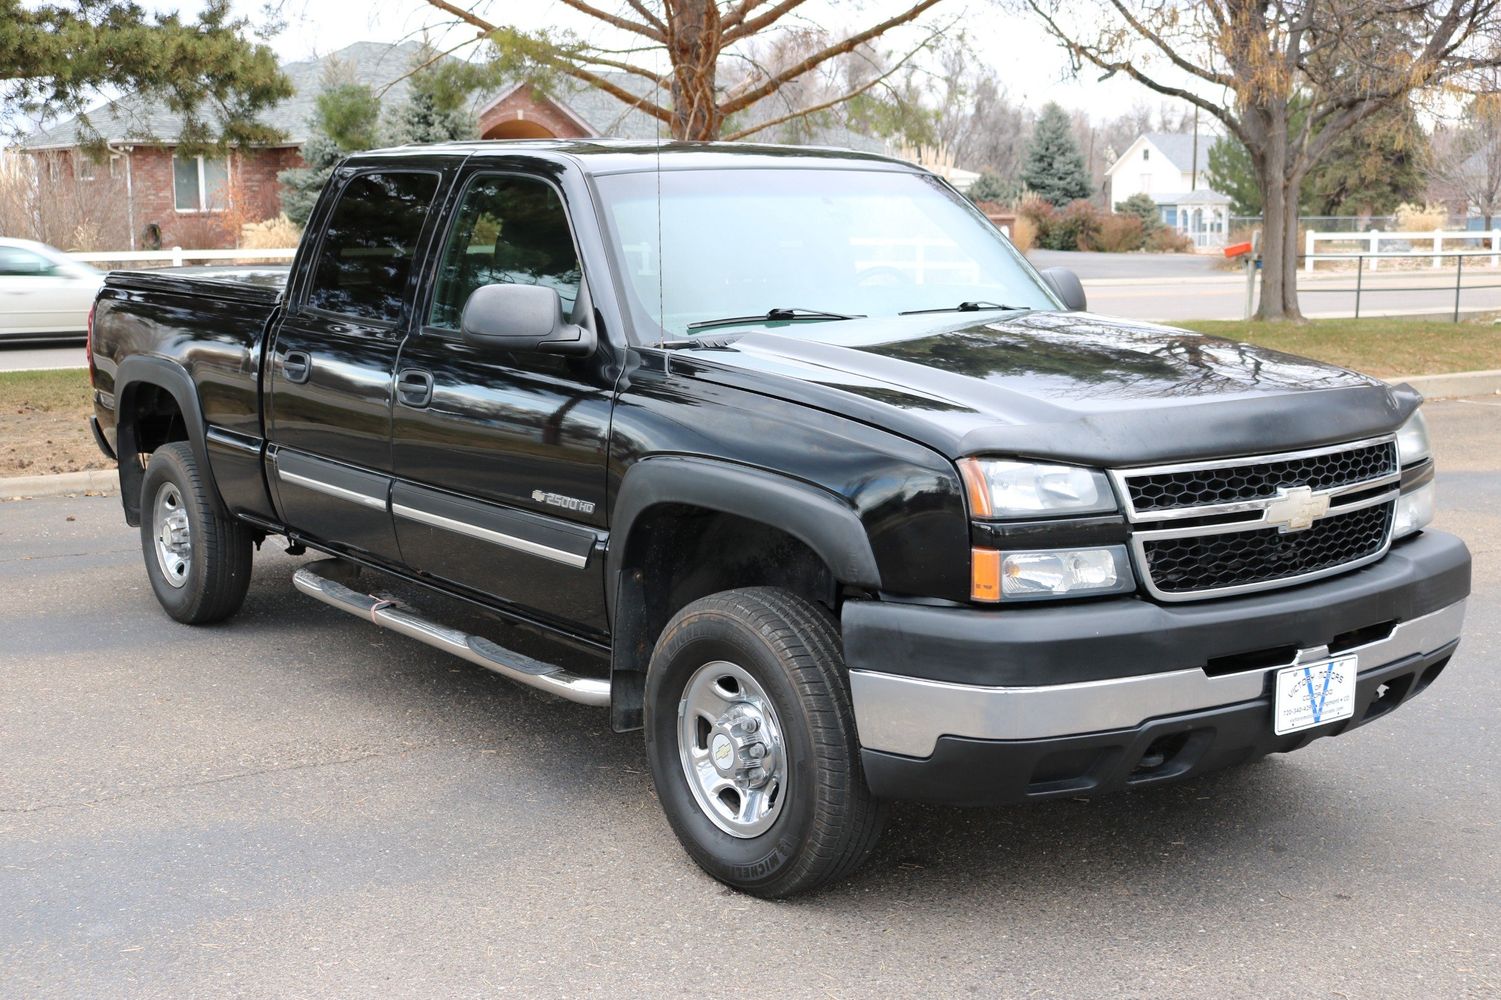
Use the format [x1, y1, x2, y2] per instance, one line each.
[644, 587, 887, 897]
[139, 442, 253, 624]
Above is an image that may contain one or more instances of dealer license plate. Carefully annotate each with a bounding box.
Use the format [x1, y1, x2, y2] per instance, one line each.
[1273, 656, 1357, 736]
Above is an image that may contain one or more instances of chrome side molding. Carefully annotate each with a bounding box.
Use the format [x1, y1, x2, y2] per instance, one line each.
[292, 561, 609, 707]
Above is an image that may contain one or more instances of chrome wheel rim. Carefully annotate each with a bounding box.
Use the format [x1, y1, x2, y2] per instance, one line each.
[152, 482, 192, 588]
[677, 660, 788, 838]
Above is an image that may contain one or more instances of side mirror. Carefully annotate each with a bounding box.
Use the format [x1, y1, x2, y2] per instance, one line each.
[460, 283, 595, 356]
[1039, 267, 1087, 312]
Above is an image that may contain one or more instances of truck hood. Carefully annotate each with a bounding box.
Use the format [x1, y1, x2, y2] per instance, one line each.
[669, 310, 1416, 466]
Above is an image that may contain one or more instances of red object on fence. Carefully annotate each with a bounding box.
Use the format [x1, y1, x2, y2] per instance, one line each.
[1224, 241, 1253, 258]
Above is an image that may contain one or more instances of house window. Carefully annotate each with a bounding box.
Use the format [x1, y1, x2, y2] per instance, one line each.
[172, 154, 229, 212]
[77, 157, 98, 181]
[1143, 148, 1150, 161]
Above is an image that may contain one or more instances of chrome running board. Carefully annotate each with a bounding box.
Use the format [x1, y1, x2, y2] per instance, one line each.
[292, 560, 610, 707]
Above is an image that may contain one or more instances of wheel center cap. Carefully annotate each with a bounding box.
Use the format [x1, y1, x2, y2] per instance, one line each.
[710, 733, 735, 773]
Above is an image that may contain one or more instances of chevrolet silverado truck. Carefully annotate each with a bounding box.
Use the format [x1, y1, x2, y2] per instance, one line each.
[87, 141, 1471, 897]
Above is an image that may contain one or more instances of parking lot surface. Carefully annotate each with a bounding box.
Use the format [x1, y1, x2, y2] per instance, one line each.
[2, 397, 1498, 998]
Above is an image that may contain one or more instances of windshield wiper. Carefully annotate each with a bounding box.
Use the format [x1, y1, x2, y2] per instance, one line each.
[686, 307, 864, 332]
[898, 301, 1027, 316]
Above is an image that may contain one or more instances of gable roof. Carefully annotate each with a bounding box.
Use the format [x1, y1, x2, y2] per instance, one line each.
[1105, 131, 1215, 177]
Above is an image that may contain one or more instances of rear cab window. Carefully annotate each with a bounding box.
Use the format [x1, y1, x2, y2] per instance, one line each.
[305, 171, 442, 325]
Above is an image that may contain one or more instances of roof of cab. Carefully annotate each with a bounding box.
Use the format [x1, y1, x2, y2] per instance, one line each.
[350, 138, 919, 175]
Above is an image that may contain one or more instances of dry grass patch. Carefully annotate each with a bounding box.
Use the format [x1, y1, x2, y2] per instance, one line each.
[1178, 315, 1501, 379]
[0, 368, 107, 477]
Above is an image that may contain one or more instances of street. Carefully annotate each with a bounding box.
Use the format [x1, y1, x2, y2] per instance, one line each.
[1, 397, 1498, 998]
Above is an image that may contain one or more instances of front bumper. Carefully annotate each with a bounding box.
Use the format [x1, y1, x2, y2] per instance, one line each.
[844, 530, 1470, 805]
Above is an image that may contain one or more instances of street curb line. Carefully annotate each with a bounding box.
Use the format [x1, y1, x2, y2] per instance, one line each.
[1389, 369, 1501, 400]
[0, 468, 117, 500]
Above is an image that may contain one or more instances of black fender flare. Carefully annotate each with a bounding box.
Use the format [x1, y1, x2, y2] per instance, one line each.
[605, 455, 882, 730]
[113, 355, 218, 525]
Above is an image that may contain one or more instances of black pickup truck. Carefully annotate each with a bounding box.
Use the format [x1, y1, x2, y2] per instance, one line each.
[87, 140, 1470, 897]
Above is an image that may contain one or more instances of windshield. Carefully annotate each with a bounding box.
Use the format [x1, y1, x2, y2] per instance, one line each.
[593, 167, 1058, 339]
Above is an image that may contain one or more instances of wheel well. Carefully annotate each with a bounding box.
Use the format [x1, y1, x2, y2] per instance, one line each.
[610, 504, 839, 731]
[116, 382, 188, 525]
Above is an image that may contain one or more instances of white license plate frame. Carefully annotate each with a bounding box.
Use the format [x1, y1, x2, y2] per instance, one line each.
[1273, 655, 1358, 736]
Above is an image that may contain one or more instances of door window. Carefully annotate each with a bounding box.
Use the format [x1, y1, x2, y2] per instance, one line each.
[428, 175, 582, 332]
[0, 246, 55, 276]
[306, 171, 440, 325]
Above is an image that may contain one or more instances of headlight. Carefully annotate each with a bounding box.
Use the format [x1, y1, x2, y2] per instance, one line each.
[1395, 410, 1431, 466]
[971, 545, 1134, 602]
[958, 458, 1117, 518]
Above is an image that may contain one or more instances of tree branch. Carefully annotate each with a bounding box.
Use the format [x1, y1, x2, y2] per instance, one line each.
[722, 0, 811, 45]
[1104, 0, 1234, 87]
[719, 0, 944, 116]
[722, 36, 926, 140]
[554, 0, 665, 42]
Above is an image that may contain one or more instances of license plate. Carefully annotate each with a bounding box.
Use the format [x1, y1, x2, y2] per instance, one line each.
[1273, 656, 1357, 736]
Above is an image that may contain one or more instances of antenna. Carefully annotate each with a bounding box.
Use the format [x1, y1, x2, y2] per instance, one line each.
[655, 43, 665, 348]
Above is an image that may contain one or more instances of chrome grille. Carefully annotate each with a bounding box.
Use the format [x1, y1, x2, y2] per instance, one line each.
[1113, 436, 1401, 601]
[1142, 502, 1393, 596]
[1126, 441, 1397, 514]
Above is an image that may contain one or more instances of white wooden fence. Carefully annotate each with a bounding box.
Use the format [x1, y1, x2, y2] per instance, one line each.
[68, 247, 297, 268]
[1304, 228, 1501, 272]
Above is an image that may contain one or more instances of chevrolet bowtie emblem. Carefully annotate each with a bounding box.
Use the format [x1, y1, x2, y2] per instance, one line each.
[1263, 485, 1330, 533]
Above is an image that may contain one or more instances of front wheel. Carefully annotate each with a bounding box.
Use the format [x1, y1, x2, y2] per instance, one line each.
[139, 441, 254, 624]
[644, 587, 887, 897]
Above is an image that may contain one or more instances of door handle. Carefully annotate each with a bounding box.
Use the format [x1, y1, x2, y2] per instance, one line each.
[397, 368, 434, 408]
[282, 350, 311, 384]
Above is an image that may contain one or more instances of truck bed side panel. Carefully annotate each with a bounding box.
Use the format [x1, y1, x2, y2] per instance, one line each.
[93, 270, 282, 522]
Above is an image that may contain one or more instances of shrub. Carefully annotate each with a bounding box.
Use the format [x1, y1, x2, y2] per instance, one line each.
[1144, 227, 1196, 253]
[1092, 213, 1146, 252]
[1009, 214, 1038, 253]
[1392, 201, 1448, 232]
[1114, 192, 1162, 234]
[1042, 199, 1103, 251]
[241, 214, 302, 249]
[967, 170, 1015, 205]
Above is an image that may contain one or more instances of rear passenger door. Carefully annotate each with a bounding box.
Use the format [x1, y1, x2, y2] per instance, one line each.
[389, 169, 616, 637]
[266, 168, 444, 563]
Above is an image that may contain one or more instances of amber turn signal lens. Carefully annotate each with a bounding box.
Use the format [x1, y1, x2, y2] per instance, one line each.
[971, 547, 1002, 603]
[957, 458, 994, 518]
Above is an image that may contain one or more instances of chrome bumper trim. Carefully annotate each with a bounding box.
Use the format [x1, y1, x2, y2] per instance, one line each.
[848, 599, 1466, 758]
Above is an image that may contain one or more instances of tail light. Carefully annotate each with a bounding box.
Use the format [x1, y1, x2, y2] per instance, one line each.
[86, 302, 96, 384]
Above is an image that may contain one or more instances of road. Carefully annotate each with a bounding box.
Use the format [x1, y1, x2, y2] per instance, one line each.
[2, 398, 1499, 999]
[0, 342, 86, 372]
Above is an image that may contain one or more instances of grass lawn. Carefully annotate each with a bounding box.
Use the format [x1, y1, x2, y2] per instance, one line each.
[1178, 315, 1501, 379]
[0, 367, 106, 478]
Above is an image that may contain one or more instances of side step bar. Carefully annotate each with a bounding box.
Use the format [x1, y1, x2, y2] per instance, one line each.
[292, 561, 611, 707]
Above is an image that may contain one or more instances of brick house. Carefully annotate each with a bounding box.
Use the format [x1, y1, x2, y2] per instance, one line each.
[23, 41, 885, 251]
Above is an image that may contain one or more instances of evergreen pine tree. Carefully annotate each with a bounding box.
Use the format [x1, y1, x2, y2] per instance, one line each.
[1022, 103, 1091, 206]
[384, 41, 477, 146]
[277, 60, 383, 226]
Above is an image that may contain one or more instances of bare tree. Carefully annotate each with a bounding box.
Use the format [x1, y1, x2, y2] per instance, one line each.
[0, 151, 130, 250]
[1431, 84, 1501, 228]
[1017, 0, 1501, 320]
[419, 0, 948, 141]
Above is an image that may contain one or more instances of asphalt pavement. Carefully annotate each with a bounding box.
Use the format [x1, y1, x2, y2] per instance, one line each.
[2, 397, 1499, 998]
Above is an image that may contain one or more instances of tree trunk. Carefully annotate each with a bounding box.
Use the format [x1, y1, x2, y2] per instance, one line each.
[666, 0, 722, 140]
[1253, 104, 1304, 321]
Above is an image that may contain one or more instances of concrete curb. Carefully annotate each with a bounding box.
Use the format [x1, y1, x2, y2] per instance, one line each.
[0, 468, 117, 500]
[1389, 369, 1501, 399]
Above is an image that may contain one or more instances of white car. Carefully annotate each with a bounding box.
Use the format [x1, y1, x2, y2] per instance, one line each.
[0, 238, 104, 343]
